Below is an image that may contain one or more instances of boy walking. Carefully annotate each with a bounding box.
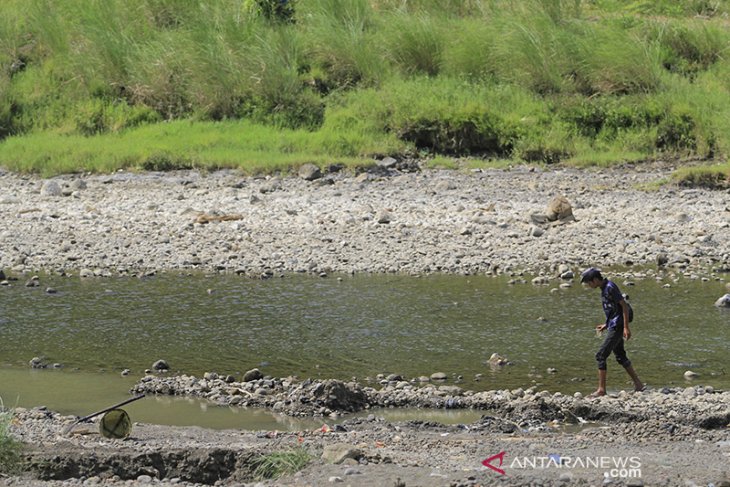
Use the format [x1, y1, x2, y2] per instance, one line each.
[581, 268, 644, 397]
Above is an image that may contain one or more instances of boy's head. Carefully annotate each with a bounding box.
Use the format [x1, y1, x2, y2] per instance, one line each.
[580, 267, 604, 288]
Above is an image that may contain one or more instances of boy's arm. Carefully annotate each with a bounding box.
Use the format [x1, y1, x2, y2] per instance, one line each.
[620, 300, 631, 340]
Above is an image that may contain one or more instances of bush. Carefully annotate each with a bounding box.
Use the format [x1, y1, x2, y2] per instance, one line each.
[379, 12, 445, 76]
[558, 96, 663, 139]
[74, 99, 161, 136]
[140, 152, 194, 171]
[0, 404, 23, 475]
[252, 448, 311, 480]
[673, 164, 730, 188]
[655, 109, 697, 151]
[653, 21, 727, 77]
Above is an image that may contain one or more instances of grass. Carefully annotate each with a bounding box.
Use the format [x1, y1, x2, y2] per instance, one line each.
[672, 162, 730, 188]
[252, 447, 312, 481]
[0, 398, 23, 476]
[1, 0, 730, 185]
[0, 119, 405, 176]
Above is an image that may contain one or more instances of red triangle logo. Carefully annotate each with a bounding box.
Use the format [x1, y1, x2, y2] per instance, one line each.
[482, 451, 506, 475]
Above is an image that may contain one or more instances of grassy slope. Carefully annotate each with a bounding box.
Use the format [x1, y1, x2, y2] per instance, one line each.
[0, 0, 728, 185]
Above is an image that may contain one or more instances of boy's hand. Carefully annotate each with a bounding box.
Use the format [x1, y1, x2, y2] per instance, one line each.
[624, 327, 632, 340]
[595, 324, 606, 333]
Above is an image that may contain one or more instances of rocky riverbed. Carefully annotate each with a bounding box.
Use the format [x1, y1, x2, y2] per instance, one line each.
[1, 164, 729, 279]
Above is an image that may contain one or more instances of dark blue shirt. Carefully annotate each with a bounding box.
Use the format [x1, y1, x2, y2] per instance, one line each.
[600, 280, 625, 330]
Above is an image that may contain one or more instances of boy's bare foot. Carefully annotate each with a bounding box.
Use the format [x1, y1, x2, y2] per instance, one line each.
[634, 384, 646, 392]
[587, 390, 606, 398]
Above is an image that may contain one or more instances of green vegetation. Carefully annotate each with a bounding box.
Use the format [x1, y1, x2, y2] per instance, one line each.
[252, 447, 311, 480]
[673, 161, 730, 188]
[0, 400, 23, 475]
[1, 0, 730, 183]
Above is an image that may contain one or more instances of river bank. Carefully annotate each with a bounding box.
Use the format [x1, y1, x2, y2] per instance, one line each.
[1, 164, 729, 279]
[3, 382, 730, 486]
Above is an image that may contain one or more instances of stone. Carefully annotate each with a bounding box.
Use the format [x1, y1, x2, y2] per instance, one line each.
[40, 180, 62, 197]
[152, 359, 169, 371]
[298, 164, 322, 181]
[684, 370, 699, 380]
[682, 386, 697, 398]
[488, 353, 508, 366]
[310, 380, 367, 412]
[29, 357, 44, 368]
[376, 210, 392, 224]
[546, 195, 574, 222]
[377, 157, 398, 169]
[714, 294, 730, 308]
[69, 179, 87, 191]
[430, 372, 448, 381]
[322, 444, 361, 464]
[243, 368, 264, 382]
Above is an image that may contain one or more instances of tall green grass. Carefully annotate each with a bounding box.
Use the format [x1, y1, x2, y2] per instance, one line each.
[0, 399, 23, 475]
[1, 0, 730, 178]
[252, 447, 311, 481]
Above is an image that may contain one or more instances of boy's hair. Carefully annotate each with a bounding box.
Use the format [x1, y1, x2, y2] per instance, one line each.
[580, 267, 603, 283]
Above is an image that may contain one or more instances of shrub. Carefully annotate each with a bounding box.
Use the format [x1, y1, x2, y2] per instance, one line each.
[140, 152, 194, 171]
[252, 448, 311, 480]
[653, 21, 727, 77]
[74, 99, 161, 136]
[0, 402, 23, 475]
[379, 12, 445, 76]
[655, 109, 697, 151]
[673, 164, 730, 188]
[558, 96, 663, 139]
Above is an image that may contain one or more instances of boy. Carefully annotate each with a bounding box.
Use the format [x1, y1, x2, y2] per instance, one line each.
[581, 268, 644, 397]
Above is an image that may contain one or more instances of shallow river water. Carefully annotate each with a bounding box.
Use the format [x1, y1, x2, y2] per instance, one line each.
[1, 271, 727, 429]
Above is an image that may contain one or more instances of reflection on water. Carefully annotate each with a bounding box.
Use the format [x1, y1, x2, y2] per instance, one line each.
[0, 367, 482, 430]
[1, 271, 728, 428]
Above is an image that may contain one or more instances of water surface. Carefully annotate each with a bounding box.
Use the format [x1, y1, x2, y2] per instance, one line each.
[1, 272, 727, 428]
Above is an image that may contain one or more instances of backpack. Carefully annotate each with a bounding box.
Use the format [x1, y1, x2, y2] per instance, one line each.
[622, 294, 634, 323]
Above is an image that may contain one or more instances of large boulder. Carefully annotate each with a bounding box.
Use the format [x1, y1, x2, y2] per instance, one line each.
[152, 359, 170, 371]
[242, 368, 264, 382]
[322, 444, 362, 464]
[309, 379, 367, 412]
[40, 180, 62, 197]
[298, 164, 322, 181]
[546, 195, 574, 222]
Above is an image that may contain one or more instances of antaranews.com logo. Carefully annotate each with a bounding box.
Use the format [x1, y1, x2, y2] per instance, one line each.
[483, 451, 642, 480]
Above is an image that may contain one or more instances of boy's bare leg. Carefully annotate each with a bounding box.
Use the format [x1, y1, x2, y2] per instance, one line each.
[624, 365, 644, 391]
[591, 369, 607, 397]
